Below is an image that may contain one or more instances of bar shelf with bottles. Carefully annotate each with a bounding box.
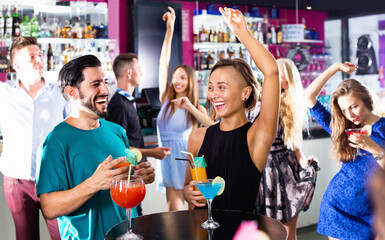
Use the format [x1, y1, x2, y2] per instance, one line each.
[0, 1, 113, 82]
[192, 4, 327, 102]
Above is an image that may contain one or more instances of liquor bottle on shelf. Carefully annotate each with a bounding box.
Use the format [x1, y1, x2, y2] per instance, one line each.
[47, 43, 54, 71]
[256, 22, 264, 44]
[270, 24, 276, 44]
[265, 23, 272, 45]
[95, 22, 108, 39]
[63, 44, 71, 64]
[20, 16, 31, 37]
[72, 17, 84, 39]
[30, 13, 39, 38]
[61, 20, 72, 38]
[84, 21, 95, 39]
[12, 7, 21, 38]
[238, 47, 244, 60]
[40, 17, 51, 38]
[213, 26, 218, 43]
[208, 26, 213, 42]
[223, 24, 229, 43]
[4, 7, 12, 39]
[276, 24, 282, 44]
[205, 51, 214, 70]
[227, 47, 235, 59]
[50, 17, 60, 38]
[217, 24, 223, 43]
[0, 7, 4, 39]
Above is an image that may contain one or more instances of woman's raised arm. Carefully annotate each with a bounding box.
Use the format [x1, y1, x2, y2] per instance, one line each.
[303, 62, 357, 108]
[219, 7, 280, 171]
[158, 6, 176, 103]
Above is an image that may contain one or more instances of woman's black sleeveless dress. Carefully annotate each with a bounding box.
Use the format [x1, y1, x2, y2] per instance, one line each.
[197, 122, 262, 213]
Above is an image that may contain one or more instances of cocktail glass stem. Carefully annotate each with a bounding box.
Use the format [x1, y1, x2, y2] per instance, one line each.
[201, 198, 219, 230]
[126, 208, 133, 234]
[207, 199, 213, 224]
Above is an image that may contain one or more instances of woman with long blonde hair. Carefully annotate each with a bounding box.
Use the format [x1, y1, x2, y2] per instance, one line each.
[255, 58, 319, 240]
[157, 7, 213, 211]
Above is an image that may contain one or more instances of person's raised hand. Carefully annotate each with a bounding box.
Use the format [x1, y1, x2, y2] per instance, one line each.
[219, 7, 248, 39]
[133, 162, 155, 184]
[162, 6, 176, 30]
[339, 62, 357, 74]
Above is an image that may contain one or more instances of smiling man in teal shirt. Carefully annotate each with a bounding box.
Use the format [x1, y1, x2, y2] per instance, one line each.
[36, 55, 155, 240]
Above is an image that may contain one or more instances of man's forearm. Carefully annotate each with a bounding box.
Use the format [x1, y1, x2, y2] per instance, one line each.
[40, 177, 97, 220]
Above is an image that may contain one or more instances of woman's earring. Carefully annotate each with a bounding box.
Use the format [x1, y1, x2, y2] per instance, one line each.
[243, 97, 247, 101]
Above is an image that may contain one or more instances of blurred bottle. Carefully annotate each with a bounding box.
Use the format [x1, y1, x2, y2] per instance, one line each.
[270, 24, 276, 44]
[20, 16, 31, 37]
[0, 7, 4, 38]
[256, 22, 264, 44]
[30, 13, 39, 38]
[265, 23, 272, 45]
[61, 20, 72, 38]
[217, 24, 223, 43]
[208, 26, 213, 42]
[49, 17, 60, 38]
[95, 22, 108, 39]
[47, 43, 54, 71]
[85, 21, 95, 39]
[276, 24, 282, 44]
[12, 7, 21, 38]
[40, 17, 51, 38]
[238, 47, 244, 60]
[63, 44, 71, 64]
[301, 17, 310, 40]
[72, 17, 83, 39]
[223, 24, 229, 43]
[4, 7, 12, 39]
[213, 26, 218, 43]
[205, 51, 214, 70]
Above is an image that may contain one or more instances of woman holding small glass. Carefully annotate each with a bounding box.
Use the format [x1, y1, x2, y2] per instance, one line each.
[304, 62, 385, 239]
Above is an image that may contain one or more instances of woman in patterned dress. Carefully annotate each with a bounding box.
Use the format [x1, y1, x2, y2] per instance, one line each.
[255, 58, 319, 240]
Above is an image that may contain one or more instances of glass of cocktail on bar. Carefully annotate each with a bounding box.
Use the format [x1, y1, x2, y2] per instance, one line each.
[111, 175, 146, 240]
[194, 178, 225, 230]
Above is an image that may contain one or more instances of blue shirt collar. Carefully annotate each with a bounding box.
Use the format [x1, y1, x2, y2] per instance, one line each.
[116, 88, 135, 102]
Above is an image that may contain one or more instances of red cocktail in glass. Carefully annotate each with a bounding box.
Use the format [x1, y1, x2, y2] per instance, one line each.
[111, 175, 146, 240]
[345, 128, 367, 156]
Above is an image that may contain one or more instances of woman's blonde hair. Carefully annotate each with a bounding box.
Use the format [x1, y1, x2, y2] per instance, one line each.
[330, 78, 374, 162]
[278, 58, 308, 150]
[205, 58, 260, 121]
[161, 64, 200, 128]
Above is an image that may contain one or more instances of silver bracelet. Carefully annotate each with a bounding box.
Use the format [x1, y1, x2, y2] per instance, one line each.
[374, 151, 385, 161]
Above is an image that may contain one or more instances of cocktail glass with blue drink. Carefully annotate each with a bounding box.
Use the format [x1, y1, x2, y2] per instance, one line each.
[194, 178, 225, 230]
